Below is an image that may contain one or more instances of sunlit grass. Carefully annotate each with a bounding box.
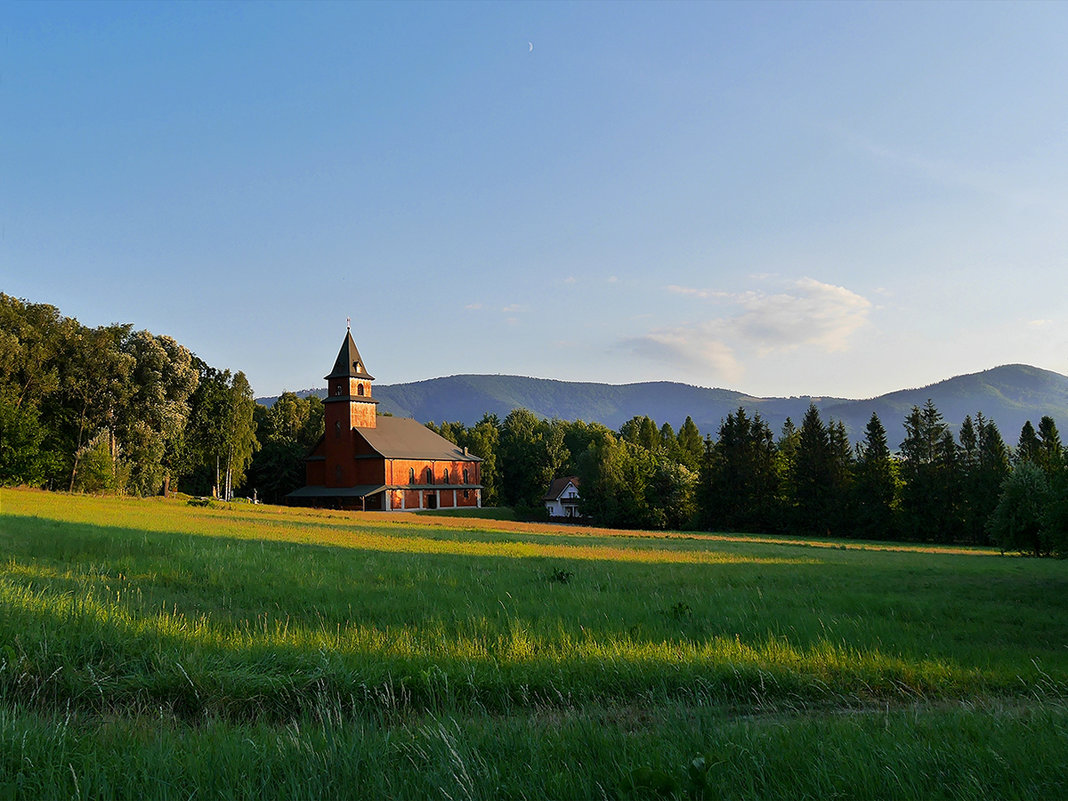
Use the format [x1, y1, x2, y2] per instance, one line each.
[1, 487, 1066, 798]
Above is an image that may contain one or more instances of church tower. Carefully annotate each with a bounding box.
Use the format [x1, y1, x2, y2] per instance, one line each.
[323, 328, 378, 487]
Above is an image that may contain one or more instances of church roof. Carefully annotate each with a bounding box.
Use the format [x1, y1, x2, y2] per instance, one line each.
[356, 417, 482, 461]
[325, 330, 375, 381]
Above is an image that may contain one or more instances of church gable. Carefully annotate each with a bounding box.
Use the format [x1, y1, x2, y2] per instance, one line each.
[286, 329, 482, 511]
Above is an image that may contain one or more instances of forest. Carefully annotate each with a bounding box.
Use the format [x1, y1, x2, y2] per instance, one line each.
[3, 293, 1066, 556]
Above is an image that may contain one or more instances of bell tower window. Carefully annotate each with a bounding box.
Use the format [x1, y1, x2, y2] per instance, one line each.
[357, 384, 365, 396]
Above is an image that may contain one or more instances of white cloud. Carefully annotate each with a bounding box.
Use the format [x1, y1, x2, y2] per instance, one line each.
[501, 304, 525, 313]
[732, 278, 871, 352]
[624, 277, 872, 378]
[1028, 318, 1053, 329]
[563, 276, 577, 285]
[623, 323, 743, 382]
[464, 303, 483, 310]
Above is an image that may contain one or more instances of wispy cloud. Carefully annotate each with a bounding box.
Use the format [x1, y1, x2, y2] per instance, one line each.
[666, 284, 730, 300]
[563, 276, 577, 285]
[733, 278, 871, 352]
[624, 278, 872, 378]
[623, 323, 743, 382]
[501, 304, 525, 313]
[464, 303, 483, 310]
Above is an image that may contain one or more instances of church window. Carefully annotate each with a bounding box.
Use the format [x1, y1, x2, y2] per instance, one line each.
[444, 469, 450, 484]
[334, 384, 342, 397]
[409, 467, 415, 484]
[463, 469, 469, 484]
[463, 490, 469, 499]
[426, 467, 433, 484]
[334, 421, 341, 438]
[357, 384, 365, 396]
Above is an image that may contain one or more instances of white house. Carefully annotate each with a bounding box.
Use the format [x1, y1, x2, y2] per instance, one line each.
[543, 476, 582, 519]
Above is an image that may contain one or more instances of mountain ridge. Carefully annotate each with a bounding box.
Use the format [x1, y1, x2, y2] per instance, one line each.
[257, 364, 1068, 446]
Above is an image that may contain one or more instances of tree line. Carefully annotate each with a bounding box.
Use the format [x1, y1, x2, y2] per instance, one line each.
[4, 293, 1065, 555]
[428, 401, 1068, 557]
[0, 294, 259, 497]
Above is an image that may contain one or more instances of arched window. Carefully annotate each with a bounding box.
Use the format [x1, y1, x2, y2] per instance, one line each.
[357, 384, 365, 396]
[334, 384, 342, 397]
[443, 469, 450, 484]
[462, 469, 469, 484]
[409, 467, 415, 484]
[425, 467, 433, 484]
[334, 420, 341, 438]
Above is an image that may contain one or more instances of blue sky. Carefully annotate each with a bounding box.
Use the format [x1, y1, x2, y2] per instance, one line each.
[4, 1, 1067, 399]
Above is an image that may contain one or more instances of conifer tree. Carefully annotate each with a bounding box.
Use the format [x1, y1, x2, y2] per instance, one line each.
[1016, 420, 1041, 465]
[792, 404, 832, 534]
[853, 412, 897, 539]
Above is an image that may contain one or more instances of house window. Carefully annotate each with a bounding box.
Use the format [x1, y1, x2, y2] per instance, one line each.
[425, 467, 433, 484]
[444, 469, 450, 484]
[409, 467, 415, 484]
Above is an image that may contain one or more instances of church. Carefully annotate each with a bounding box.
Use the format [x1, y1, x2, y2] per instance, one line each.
[286, 329, 482, 511]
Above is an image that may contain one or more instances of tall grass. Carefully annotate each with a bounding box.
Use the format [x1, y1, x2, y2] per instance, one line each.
[1, 488, 1067, 798]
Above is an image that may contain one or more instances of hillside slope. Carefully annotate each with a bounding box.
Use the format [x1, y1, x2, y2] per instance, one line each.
[259, 364, 1068, 446]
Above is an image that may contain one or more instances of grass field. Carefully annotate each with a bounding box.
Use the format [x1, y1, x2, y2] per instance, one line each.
[1, 487, 1066, 799]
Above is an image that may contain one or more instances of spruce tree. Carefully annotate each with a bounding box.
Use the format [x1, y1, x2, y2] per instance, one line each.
[1016, 420, 1041, 465]
[792, 405, 832, 535]
[853, 412, 897, 539]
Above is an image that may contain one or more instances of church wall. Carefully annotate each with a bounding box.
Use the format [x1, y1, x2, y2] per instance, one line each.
[386, 458, 482, 488]
[306, 460, 325, 486]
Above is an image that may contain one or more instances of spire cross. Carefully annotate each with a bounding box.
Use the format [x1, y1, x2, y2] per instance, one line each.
[346, 316, 351, 331]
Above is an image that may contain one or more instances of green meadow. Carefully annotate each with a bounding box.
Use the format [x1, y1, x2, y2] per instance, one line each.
[1, 488, 1066, 799]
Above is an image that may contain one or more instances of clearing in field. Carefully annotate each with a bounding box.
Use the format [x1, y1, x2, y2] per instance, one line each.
[1, 487, 1066, 799]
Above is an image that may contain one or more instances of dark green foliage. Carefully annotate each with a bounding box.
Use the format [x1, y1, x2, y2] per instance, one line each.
[959, 415, 1011, 545]
[792, 405, 834, 534]
[1016, 420, 1041, 465]
[1037, 416, 1064, 476]
[899, 401, 958, 541]
[244, 392, 323, 503]
[676, 416, 703, 470]
[0, 389, 47, 486]
[0, 293, 258, 497]
[852, 412, 898, 539]
[988, 462, 1052, 556]
[497, 409, 570, 507]
[700, 408, 778, 532]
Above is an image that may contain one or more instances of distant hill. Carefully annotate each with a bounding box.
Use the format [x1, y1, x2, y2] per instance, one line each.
[258, 364, 1068, 448]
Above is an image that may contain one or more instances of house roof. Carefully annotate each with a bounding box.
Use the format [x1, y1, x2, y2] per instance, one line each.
[356, 416, 482, 461]
[543, 476, 580, 501]
[325, 329, 375, 381]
